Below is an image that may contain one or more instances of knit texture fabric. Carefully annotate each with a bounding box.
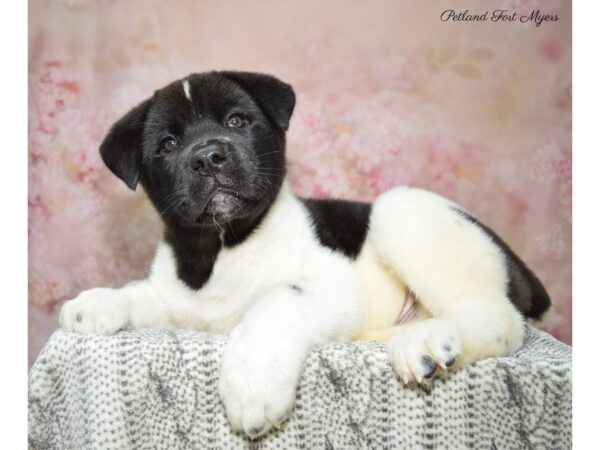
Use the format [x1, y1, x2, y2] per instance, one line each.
[28, 325, 571, 449]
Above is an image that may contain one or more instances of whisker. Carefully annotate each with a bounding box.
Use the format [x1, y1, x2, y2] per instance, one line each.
[254, 172, 285, 178]
[156, 188, 189, 218]
[256, 151, 282, 159]
[158, 198, 181, 219]
[227, 220, 238, 241]
[128, 121, 172, 128]
[254, 167, 286, 175]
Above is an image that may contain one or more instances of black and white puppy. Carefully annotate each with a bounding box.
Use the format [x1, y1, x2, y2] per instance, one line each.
[59, 71, 551, 438]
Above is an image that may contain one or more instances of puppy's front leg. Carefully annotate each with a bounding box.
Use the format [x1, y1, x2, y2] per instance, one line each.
[59, 280, 171, 335]
[219, 280, 362, 439]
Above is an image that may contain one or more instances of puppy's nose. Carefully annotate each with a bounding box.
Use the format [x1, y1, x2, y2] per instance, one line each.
[190, 143, 227, 175]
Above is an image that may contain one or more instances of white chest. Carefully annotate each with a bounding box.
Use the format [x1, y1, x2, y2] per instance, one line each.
[148, 187, 350, 334]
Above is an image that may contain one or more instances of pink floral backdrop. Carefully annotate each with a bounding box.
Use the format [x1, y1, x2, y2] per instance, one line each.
[28, 0, 572, 366]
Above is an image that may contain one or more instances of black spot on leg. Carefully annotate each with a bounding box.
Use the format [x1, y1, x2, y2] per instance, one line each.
[76, 312, 83, 323]
[445, 357, 455, 367]
[288, 284, 303, 294]
[443, 344, 452, 353]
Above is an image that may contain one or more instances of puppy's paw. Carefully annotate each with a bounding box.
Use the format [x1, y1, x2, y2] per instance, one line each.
[59, 288, 130, 335]
[218, 328, 300, 439]
[388, 318, 461, 384]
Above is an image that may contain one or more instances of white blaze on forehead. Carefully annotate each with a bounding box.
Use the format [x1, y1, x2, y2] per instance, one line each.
[182, 79, 192, 102]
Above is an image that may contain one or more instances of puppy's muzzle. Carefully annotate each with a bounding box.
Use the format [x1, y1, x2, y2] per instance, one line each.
[190, 140, 228, 176]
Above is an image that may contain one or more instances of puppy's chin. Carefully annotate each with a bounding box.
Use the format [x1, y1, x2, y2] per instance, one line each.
[174, 190, 252, 227]
[204, 191, 249, 223]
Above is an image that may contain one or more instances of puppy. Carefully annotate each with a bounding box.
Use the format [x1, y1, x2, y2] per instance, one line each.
[59, 71, 551, 438]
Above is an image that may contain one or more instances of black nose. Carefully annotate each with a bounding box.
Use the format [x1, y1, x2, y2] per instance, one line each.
[190, 143, 227, 175]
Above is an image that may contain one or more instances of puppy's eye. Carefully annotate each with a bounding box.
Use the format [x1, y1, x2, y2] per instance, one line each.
[161, 137, 178, 152]
[227, 114, 248, 129]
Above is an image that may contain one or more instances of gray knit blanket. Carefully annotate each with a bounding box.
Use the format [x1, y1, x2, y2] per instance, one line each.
[28, 325, 571, 449]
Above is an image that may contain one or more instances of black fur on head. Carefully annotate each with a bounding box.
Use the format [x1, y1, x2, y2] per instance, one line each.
[99, 71, 295, 235]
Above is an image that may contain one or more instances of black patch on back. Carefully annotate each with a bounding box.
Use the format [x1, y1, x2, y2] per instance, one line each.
[451, 207, 552, 320]
[301, 198, 372, 259]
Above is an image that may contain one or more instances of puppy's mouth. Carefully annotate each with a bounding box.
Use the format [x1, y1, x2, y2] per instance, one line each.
[192, 187, 251, 224]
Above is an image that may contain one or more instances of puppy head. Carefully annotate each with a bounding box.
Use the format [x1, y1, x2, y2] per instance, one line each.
[99, 71, 295, 227]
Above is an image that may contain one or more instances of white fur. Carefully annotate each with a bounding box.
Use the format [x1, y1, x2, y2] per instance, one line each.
[61, 182, 365, 437]
[388, 318, 462, 383]
[365, 186, 524, 382]
[182, 79, 192, 102]
[60, 181, 525, 437]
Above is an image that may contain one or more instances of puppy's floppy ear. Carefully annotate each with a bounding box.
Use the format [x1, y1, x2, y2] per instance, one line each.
[221, 71, 296, 131]
[99, 98, 152, 190]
